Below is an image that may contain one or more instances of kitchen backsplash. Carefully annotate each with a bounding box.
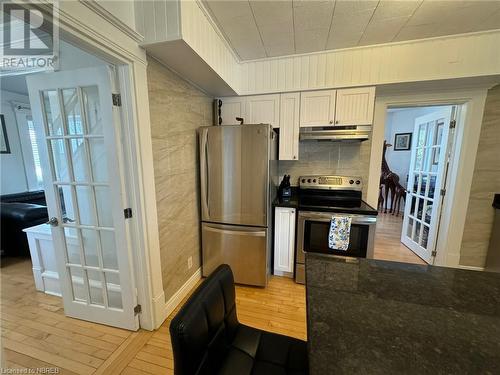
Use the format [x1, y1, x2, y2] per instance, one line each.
[278, 140, 371, 197]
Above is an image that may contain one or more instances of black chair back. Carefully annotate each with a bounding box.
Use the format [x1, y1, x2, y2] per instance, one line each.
[170, 264, 239, 375]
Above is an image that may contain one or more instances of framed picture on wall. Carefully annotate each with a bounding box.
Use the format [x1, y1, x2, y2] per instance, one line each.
[394, 132, 412, 151]
[0, 114, 11, 154]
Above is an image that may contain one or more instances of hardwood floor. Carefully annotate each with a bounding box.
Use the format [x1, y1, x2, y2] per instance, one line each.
[1, 258, 306, 374]
[1, 215, 419, 374]
[373, 212, 426, 265]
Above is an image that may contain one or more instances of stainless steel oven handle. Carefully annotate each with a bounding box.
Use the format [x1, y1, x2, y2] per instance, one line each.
[298, 211, 377, 225]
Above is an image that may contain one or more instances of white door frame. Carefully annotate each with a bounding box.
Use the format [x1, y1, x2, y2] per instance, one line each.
[367, 88, 489, 268]
[31, 2, 165, 329]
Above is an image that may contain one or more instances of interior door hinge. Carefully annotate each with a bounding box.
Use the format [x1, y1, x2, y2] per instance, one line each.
[134, 304, 142, 315]
[449, 119, 456, 129]
[440, 189, 446, 196]
[431, 250, 437, 257]
[124, 208, 132, 219]
[112, 93, 122, 107]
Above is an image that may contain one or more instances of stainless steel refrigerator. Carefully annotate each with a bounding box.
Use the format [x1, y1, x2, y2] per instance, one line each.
[199, 124, 278, 286]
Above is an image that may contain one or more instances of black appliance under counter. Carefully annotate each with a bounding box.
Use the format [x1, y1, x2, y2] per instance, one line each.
[306, 253, 500, 374]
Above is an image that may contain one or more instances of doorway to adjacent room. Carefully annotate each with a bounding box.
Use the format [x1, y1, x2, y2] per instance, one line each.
[374, 105, 457, 265]
[1, 38, 142, 330]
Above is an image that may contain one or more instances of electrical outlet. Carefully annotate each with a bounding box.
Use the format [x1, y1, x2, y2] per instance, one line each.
[187, 256, 193, 270]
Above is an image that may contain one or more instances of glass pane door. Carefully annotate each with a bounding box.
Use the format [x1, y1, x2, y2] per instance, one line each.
[27, 67, 138, 330]
[43, 86, 123, 308]
[401, 108, 452, 263]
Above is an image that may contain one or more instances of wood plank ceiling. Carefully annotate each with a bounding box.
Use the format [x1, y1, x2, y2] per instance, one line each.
[203, 0, 500, 60]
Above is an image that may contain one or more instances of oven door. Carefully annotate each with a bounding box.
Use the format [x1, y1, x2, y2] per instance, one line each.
[295, 211, 376, 283]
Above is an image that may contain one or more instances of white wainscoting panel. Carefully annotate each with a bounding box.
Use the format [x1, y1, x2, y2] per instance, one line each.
[239, 31, 500, 95]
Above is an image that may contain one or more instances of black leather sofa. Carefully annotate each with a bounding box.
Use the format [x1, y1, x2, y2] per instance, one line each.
[1, 190, 49, 257]
[170, 264, 309, 375]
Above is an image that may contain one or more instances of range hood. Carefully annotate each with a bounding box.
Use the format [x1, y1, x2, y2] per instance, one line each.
[300, 125, 371, 142]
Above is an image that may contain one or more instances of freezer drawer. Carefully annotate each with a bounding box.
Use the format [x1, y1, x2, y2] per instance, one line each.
[202, 222, 268, 286]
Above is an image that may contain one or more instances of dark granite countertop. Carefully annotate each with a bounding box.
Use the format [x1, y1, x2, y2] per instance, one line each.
[272, 189, 299, 209]
[306, 253, 500, 375]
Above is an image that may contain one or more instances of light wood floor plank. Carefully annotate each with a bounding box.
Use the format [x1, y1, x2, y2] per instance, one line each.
[135, 351, 173, 369]
[2, 349, 78, 375]
[121, 367, 153, 375]
[128, 358, 168, 375]
[373, 212, 426, 264]
[2, 339, 95, 375]
[2, 220, 417, 374]
[93, 331, 153, 375]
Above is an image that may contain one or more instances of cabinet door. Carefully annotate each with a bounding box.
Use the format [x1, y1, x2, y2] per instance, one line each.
[219, 97, 246, 125]
[335, 87, 375, 126]
[299, 90, 336, 127]
[246, 94, 280, 127]
[274, 207, 296, 276]
[279, 92, 300, 160]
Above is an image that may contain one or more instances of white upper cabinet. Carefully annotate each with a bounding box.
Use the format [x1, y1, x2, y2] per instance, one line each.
[219, 97, 246, 125]
[299, 90, 336, 127]
[245, 94, 280, 128]
[279, 93, 300, 160]
[219, 86, 375, 130]
[335, 87, 376, 126]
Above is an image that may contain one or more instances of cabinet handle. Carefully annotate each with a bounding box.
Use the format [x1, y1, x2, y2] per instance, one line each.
[335, 120, 339, 124]
[329, 120, 333, 124]
[293, 155, 297, 159]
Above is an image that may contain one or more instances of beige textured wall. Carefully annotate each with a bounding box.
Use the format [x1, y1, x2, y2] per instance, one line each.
[279, 141, 371, 198]
[147, 57, 213, 300]
[460, 85, 500, 267]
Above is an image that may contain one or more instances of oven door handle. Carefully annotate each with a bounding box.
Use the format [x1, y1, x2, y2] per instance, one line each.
[298, 211, 377, 225]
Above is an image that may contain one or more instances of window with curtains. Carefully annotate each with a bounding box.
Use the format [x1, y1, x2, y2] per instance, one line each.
[26, 116, 43, 188]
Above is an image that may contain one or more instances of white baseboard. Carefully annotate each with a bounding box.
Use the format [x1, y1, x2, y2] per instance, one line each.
[457, 265, 485, 272]
[273, 270, 293, 278]
[157, 268, 202, 327]
[151, 290, 166, 329]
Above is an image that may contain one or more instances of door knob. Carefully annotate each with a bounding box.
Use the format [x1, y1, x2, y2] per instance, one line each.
[46, 217, 59, 227]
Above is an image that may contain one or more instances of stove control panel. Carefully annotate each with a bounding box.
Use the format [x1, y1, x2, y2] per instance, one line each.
[299, 175, 362, 190]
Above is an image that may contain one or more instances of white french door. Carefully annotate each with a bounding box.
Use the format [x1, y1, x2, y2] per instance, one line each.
[401, 108, 453, 263]
[27, 66, 139, 330]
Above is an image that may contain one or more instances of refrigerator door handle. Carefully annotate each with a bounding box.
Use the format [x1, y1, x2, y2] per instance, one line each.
[200, 129, 210, 219]
[204, 224, 266, 237]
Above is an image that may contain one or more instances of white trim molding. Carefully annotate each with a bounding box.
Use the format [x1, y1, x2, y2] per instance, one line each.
[160, 268, 202, 324]
[79, 0, 144, 43]
[458, 265, 486, 272]
[23, 0, 164, 331]
[139, 0, 500, 97]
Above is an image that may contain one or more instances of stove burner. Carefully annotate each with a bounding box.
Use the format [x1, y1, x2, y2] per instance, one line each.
[297, 175, 377, 216]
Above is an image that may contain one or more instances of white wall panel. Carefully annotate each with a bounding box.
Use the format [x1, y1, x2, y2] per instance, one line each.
[180, 0, 242, 92]
[135, 0, 181, 42]
[238, 31, 500, 95]
[140, 2, 500, 97]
